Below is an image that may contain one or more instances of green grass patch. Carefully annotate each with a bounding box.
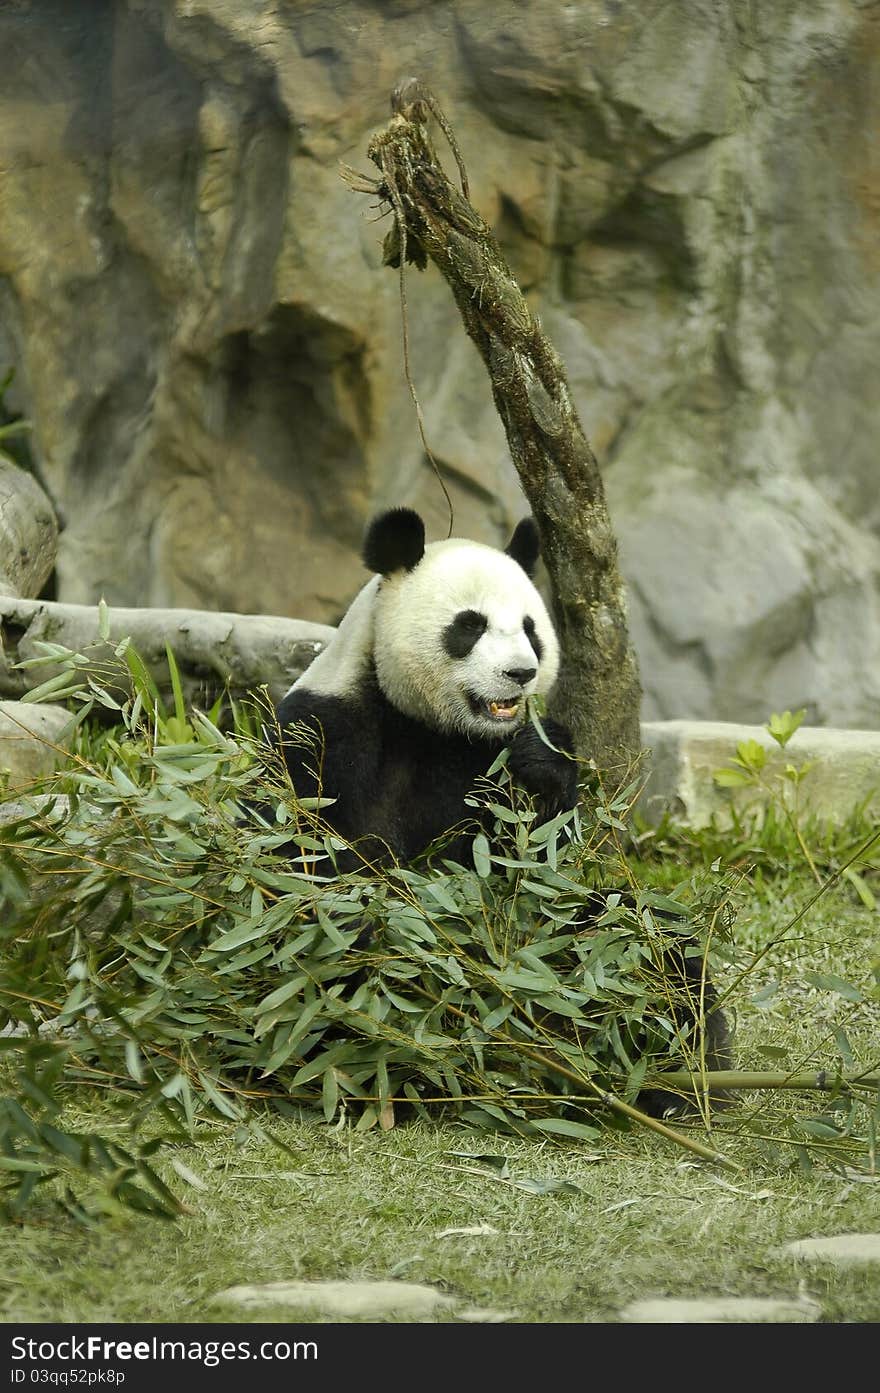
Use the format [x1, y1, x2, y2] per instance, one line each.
[1, 872, 879, 1326]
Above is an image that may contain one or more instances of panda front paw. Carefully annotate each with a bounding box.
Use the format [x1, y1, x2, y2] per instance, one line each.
[507, 719, 578, 816]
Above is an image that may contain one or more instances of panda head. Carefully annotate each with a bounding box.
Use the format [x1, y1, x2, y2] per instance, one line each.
[363, 507, 560, 740]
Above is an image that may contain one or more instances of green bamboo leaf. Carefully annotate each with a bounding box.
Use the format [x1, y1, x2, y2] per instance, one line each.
[749, 981, 779, 1006]
[253, 974, 308, 1017]
[111, 765, 140, 797]
[472, 833, 491, 878]
[519, 878, 561, 899]
[381, 987, 423, 1014]
[124, 645, 162, 708]
[834, 1026, 854, 1066]
[19, 671, 83, 704]
[525, 698, 569, 756]
[529, 1114, 598, 1136]
[255, 1023, 300, 1076]
[164, 643, 187, 727]
[841, 867, 876, 910]
[481, 1003, 513, 1031]
[197, 1071, 243, 1121]
[796, 1118, 843, 1139]
[258, 997, 325, 1060]
[532, 994, 586, 1020]
[803, 970, 864, 1003]
[39, 1124, 88, 1164]
[206, 917, 268, 953]
[0, 417, 31, 440]
[322, 1066, 339, 1122]
[493, 967, 557, 993]
[424, 882, 461, 913]
[291, 1043, 353, 1087]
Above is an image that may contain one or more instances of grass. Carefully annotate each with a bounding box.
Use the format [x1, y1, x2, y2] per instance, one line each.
[3, 1114, 879, 1325]
[0, 655, 877, 1323]
[0, 867, 877, 1325]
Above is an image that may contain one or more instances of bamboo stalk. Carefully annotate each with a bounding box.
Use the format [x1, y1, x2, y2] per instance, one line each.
[643, 1068, 880, 1092]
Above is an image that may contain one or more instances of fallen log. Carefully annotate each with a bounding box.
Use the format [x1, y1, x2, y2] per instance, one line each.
[0, 595, 333, 706]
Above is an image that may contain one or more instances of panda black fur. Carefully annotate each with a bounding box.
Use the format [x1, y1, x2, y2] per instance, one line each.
[275, 507, 578, 871]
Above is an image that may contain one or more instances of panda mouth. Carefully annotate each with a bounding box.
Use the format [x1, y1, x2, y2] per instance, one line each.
[468, 693, 521, 723]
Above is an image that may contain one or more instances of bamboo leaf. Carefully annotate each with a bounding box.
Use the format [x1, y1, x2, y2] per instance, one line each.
[803, 970, 863, 1003]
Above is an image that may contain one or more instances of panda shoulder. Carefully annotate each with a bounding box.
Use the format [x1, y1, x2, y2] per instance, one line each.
[286, 575, 381, 700]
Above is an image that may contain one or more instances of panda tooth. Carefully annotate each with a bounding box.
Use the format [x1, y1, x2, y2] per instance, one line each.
[489, 699, 519, 719]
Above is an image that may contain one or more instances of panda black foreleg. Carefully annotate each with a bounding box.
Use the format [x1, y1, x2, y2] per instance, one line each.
[507, 719, 579, 818]
[575, 890, 733, 1116]
[634, 942, 733, 1117]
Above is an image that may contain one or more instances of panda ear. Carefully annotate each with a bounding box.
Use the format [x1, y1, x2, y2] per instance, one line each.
[363, 508, 426, 575]
[505, 517, 540, 577]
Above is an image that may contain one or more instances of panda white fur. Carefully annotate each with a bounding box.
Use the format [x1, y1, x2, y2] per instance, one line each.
[274, 506, 578, 870]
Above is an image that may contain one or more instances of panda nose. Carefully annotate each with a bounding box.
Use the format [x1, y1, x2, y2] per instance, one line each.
[504, 666, 537, 688]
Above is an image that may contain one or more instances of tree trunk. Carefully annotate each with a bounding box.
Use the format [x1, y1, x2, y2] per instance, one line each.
[350, 80, 642, 782]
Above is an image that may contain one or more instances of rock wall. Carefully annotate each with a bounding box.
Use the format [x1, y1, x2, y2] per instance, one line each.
[0, 0, 878, 726]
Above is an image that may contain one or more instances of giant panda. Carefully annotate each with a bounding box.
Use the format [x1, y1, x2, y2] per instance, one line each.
[271, 506, 732, 1109]
[274, 506, 578, 872]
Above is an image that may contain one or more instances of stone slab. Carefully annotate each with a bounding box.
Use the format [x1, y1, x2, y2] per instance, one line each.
[639, 720, 880, 829]
[214, 1279, 457, 1318]
[618, 1294, 822, 1323]
[777, 1233, 880, 1267]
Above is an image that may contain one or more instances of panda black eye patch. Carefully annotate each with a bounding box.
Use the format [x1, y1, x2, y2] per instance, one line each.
[523, 615, 544, 661]
[443, 609, 488, 659]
